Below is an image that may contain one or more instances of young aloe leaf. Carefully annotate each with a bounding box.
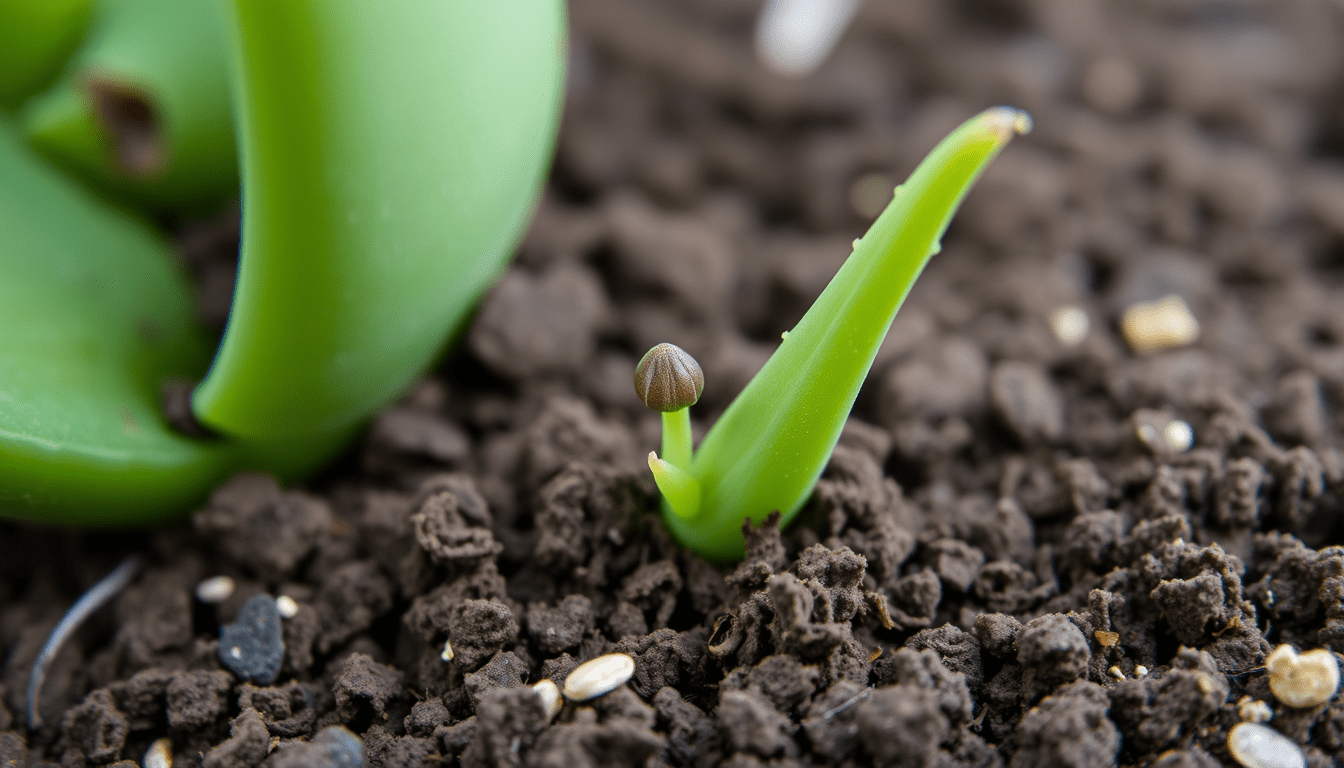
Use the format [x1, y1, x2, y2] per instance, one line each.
[657, 106, 1031, 561]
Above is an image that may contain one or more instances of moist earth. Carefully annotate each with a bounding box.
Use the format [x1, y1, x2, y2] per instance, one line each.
[6, 0, 1344, 766]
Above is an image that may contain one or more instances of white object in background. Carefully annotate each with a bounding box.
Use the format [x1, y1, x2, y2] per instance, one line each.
[755, 0, 864, 77]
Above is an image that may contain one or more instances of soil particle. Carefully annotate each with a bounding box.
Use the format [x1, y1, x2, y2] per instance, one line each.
[194, 473, 332, 582]
[990, 360, 1066, 444]
[652, 686, 718, 767]
[718, 689, 797, 760]
[446, 599, 519, 672]
[855, 684, 949, 768]
[165, 669, 232, 731]
[1109, 648, 1227, 758]
[202, 707, 269, 768]
[614, 629, 707, 700]
[1015, 615, 1090, 704]
[1009, 681, 1119, 768]
[409, 475, 501, 570]
[528, 595, 596, 655]
[463, 651, 528, 707]
[58, 689, 127, 765]
[334, 654, 403, 726]
[218, 594, 284, 685]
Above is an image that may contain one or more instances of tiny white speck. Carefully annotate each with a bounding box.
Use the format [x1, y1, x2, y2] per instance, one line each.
[441, 639, 454, 662]
[275, 595, 299, 619]
[1164, 420, 1194, 452]
[195, 576, 235, 604]
[1135, 665, 1149, 678]
[230, 646, 242, 659]
[1049, 306, 1090, 346]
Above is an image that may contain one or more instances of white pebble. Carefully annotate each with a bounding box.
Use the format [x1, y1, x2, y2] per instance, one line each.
[275, 595, 299, 619]
[1050, 306, 1090, 346]
[440, 639, 454, 663]
[533, 679, 563, 720]
[195, 576, 235, 604]
[1163, 420, 1194, 452]
[1121, 294, 1199, 354]
[144, 737, 172, 768]
[1266, 645, 1340, 708]
[1227, 722, 1304, 768]
[1135, 665, 1149, 678]
[562, 653, 636, 702]
[754, 0, 863, 76]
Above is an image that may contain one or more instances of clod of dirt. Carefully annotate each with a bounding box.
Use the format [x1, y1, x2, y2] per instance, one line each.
[194, 473, 332, 582]
[166, 670, 232, 731]
[1011, 681, 1119, 768]
[203, 707, 270, 768]
[334, 654, 403, 725]
[1016, 614, 1089, 703]
[217, 594, 285, 685]
[264, 725, 366, 768]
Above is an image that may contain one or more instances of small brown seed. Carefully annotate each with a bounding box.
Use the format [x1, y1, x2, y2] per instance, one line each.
[562, 653, 635, 701]
[634, 343, 704, 412]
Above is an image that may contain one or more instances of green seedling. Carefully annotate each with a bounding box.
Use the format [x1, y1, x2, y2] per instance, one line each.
[0, 0, 565, 524]
[640, 107, 1031, 561]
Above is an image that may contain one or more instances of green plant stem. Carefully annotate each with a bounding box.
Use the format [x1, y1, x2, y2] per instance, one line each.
[662, 107, 1029, 561]
[661, 408, 693, 470]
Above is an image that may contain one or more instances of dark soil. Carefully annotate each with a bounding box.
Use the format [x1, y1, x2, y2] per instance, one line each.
[6, 0, 1344, 766]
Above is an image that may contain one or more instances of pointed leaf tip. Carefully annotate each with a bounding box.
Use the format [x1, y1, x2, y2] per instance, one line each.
[976, 107, 1032, 142]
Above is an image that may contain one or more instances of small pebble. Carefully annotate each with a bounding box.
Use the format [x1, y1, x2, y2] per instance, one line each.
[533, 679, 563, 720]
[1120, 294, 1199, 353]
[562, 653, 636, 701]
[1227, 722, 1304, 768]
[308, 726, 366, 768]
[195, 576, 235, 604]
[1265, 645, 1340, 708]
[1239, 697, 1274, 724]
[1050, 306, 1090, 346]
[1135, 665, 1149, 678]
[144, 737, 172, 768]
[275, 595, 299, 619]
[1108, 666, 1125, 681]
[441, 639, 454, 663]
[218, 594, 285, 685]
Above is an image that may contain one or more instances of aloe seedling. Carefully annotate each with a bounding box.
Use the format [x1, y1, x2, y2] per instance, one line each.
[640, 107, 1031, 561]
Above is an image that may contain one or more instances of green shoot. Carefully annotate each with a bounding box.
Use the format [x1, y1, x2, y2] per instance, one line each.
[638, 106, 1031, 561]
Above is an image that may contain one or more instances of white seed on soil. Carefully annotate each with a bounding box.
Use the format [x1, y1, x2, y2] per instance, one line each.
[1265, 645, 1340, 708]
[1135, 665, 1149, 678]
[275, 595, 299, 619]
[1120, 294, 1199, 353]
[1108, 666, 1125, 681]
[144, 737, 172, 768]
[1050, 306, 1090, 346]
[1227, 722, 1305, 768]
[1163, 420, 1194, 452]
[1238, 697, 1274, 724]
[195, 576, 235, 604]
[562, 653, 636, 702]
[440, 639, 454, 663]
[533, 679, 563, 720]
